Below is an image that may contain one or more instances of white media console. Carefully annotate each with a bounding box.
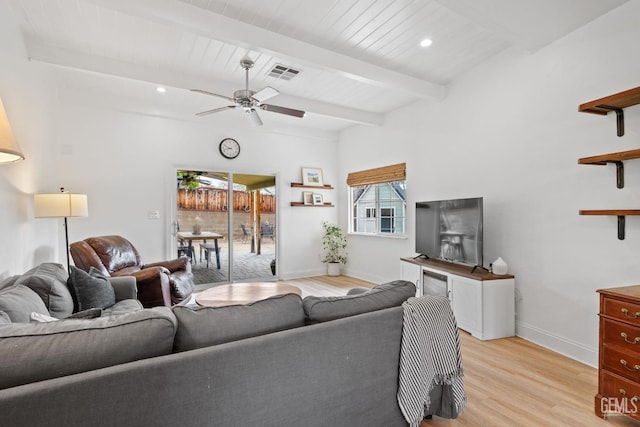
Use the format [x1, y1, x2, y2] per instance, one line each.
[400, 257, 515, 340]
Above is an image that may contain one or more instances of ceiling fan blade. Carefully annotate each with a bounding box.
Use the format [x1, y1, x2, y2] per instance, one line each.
[252, 86, 279, 103]
[190, 89, 236, 103]
[245, 109, 263, 127]
[196, 105, 236, 116]
[260, 104, 306, 118]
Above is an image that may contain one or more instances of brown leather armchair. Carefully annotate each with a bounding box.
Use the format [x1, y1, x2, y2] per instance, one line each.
[70, 235, 195, 308]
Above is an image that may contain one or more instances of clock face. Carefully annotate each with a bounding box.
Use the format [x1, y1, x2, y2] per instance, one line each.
[219, 138, 240, 159]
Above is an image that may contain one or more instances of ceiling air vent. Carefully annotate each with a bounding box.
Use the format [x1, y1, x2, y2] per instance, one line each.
[267, 64, 301, 81]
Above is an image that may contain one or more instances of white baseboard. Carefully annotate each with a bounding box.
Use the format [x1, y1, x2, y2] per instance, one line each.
[281, 268, 326, 280]
[516, 321, 597, 368]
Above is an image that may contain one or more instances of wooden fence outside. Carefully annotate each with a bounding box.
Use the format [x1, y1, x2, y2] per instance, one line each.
[177, 188, 275, 213]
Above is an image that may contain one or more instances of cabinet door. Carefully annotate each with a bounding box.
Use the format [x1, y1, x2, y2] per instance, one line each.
[400, 261, 421, 296]
[450, 276, 482, 337]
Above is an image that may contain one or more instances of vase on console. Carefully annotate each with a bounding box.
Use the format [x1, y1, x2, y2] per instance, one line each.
[492, 257, 508, 275]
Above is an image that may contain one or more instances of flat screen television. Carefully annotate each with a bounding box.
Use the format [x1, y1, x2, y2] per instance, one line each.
[415, 197, 483, 267]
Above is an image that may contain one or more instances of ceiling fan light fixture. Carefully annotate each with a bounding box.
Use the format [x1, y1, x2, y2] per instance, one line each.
[245, 109, 263, 127]
[420, 38, 433, 47]
[192, 58, 305, 124]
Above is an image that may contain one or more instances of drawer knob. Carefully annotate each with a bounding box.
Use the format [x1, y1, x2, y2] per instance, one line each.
[621, 332, 640, 344]
[620, 359, 640, 371]
[619, 389, 640, 403]
[621, 308, 640, 319]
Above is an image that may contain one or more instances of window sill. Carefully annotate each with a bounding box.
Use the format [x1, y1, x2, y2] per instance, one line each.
[348, 232, 407, 240]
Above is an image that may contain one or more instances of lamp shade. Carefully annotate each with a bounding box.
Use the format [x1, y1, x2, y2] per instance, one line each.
[0, 97, 25, 164]
[34, 193, 89, 218]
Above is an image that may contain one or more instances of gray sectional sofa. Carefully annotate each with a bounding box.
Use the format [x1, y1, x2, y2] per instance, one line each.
[0, 263, 443, 426]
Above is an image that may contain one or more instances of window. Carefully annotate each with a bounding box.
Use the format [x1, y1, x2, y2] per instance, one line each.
[348, 164, 406, 236]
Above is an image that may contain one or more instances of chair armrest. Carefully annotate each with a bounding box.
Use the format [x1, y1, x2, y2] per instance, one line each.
[107, 276, 137, 302]
[144, 256, 190, 274]
[129, 267, 172, 307]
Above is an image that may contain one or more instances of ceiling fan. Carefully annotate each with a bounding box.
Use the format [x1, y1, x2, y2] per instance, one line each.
[191, 58, 306, 126]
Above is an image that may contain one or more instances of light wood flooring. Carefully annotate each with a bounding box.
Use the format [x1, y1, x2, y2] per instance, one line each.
[284, 276, 639, 427]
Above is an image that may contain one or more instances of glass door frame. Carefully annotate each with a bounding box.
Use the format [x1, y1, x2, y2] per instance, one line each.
[167, 166, 279, 284]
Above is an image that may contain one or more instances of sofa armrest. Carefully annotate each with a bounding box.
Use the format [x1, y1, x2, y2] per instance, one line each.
[144, 257, 190, 274]
[107, 276, 137, 302]
[347, 287, 371, 296]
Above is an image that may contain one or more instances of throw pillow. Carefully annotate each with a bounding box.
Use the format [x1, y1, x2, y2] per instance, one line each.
[67, 266, 116, 311]
[0, 285, 50, 323]
[0, 275, 20, 292]
[14, 263, 74, 319]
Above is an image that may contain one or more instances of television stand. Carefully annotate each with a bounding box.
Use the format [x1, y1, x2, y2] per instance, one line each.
[400, 257, 515, 340]
[414, 254, 430, 260]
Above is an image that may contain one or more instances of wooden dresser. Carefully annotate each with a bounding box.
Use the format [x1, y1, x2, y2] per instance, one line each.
[596, 286, 640, 420]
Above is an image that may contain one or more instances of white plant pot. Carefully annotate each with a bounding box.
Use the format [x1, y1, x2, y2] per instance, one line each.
[327, 263, 341, 276]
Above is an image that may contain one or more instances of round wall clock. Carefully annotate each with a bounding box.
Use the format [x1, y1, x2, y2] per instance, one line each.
[219, 138, 240, 159]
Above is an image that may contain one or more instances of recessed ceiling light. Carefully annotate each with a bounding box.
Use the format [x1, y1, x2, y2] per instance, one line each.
[420, 38, 433, 48]
[156, 87, 167, 93]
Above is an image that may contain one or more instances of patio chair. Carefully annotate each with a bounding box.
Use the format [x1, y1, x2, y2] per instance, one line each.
[261, 223, 274, 241]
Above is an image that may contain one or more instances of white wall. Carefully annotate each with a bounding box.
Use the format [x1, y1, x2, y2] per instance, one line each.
[49, 100, 339, 279]
[338, 2, 640, 366]
[0, 0, 62, 278]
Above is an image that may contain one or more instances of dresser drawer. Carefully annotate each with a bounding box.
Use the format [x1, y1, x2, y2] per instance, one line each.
[602, 318, 640, 354]
[599, 371, 640, 419]
[603, 345, 640, 381]
[603, 297, 640, 325]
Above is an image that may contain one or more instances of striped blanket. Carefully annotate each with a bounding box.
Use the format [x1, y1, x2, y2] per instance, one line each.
[397, 296, 466, 425]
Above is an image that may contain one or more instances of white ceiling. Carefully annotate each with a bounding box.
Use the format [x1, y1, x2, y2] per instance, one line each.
[7, 0, 628, 134]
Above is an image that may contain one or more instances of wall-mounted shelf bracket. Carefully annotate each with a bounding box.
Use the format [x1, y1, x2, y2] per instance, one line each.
[578, 149, 640, 189]
[597, 105, 625, 137]
[579, 209, 640, 241]
[618, 215, 626, 240]
[579, 87, 640, 137]
[614, 161, 624, 188]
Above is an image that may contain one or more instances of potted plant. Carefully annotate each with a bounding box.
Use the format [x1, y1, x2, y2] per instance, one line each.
[321, 221, 347, 276]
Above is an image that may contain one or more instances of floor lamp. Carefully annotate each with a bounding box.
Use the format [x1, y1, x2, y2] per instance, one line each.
[34, 188, 89, 274]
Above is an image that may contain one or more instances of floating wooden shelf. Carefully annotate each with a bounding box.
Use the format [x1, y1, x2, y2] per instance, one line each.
[579, 87, 640, 136]
[579, 210, 640, 240]
[290, 183, 334, 189]
[578, 148, 640, 189]
[290, 202, 334, 207]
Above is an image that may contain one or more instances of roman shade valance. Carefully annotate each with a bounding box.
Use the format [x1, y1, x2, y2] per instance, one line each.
[346, 163, 406, 186]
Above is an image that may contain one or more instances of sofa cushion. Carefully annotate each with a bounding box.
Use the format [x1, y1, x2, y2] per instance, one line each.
[0, 307, 178, 390]
[303, 280, 416, 324]
[14, 263, 73, 319]
[31, 308, 104, 322]
[172, 293, 305, 352]
[67, 266, 116, 311]
[0, 285, 50, 323]
[0, 310, 11, 324]
[103, 299, 143, 316]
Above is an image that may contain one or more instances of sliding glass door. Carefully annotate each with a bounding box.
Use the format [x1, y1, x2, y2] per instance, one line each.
[175, 170, 276, 285]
